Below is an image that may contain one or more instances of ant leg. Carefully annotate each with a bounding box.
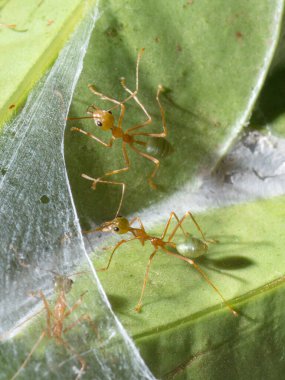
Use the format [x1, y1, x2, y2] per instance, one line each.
[98, 237, 139, 272]
[11, 332, 46, 380]
[168, 211, 209, 244]
[38, 291, 53, 334]
[57, 338, 86, 380]
[122, 80, 152, 134]
[129, 144, 159, 189]
[81, 142, 130, 190]
[71, 127, 114, 147]
[120, 47, 144, 99]
[129, 216, 145, 230]
[103, 142, 130, 178]
[155, 84, 167, 137]
[134, 48, 145, 93]
[86, 104, 103, 114]
[113, 180, 125, 218]
[131, 84, 167, 138]
[63, 314, 98, 337]
[81, 176, 125, 218]
[69, 102, 103, 119]
[119, 48, 153, 133]
[87, 85, 122, 105]
[122, 85, 152, 134]
[120, 48, 144, 99]
[161, 211, 188, 240]
[129, 217, 147, 245]
[135, 249, 158, 312]
[161, 247, 238, 316]
[63, 314, 100, 342]
[64, 291, 88, 318]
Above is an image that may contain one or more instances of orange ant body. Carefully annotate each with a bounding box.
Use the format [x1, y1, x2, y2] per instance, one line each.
[69, 49, 169, 216]
[96, 212, 237, 316]
[11, 274, 94, 380]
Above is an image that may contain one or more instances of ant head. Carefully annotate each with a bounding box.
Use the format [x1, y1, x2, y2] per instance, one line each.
[54, 274, 74, 294]
[96, 216, 130, 235]
[92, 110, 114, 131]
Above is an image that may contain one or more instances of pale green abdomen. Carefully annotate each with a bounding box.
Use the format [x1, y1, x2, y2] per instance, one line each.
[176, 237, 208, 259]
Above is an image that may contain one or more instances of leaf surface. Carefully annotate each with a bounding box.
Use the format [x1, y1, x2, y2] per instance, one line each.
[66, 0, 283, 227]
[0, 0, 85, 126]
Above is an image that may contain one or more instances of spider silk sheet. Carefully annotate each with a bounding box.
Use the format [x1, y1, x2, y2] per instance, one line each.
[0, 2, 155, 379]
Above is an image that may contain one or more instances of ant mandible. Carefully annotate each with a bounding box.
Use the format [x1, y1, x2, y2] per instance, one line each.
[96, 212, 238, 316]
[69, 49, 168, 216]
[11, 274, 95, 380]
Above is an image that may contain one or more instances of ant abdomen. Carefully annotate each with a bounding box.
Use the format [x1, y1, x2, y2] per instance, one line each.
[146, 137, 173, 158]
[176, 237, 208, 259]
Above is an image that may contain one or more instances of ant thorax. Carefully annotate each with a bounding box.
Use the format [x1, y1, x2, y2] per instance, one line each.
[112, 127, 124, 138]
[131, 227, 149, 241]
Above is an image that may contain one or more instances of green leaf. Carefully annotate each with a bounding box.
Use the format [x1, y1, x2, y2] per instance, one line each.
[96, 195, 285, 378]
[0, 0, 85, 127]
[1, 0, 285, 379]
[66, 0, 283, 228]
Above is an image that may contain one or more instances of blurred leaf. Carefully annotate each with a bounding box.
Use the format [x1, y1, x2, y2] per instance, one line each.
[0, 0, 85, 126]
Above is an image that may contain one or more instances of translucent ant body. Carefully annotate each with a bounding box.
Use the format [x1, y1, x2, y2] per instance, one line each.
[11, 274, 94, 380]
[96, 212, 237, 316]
[70, 48, 169, 216]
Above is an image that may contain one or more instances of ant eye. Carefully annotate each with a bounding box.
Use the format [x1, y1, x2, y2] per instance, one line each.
[108, 110, 112, 114]
[96, 120, 103, 127]
[113, 227, 120, 232]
